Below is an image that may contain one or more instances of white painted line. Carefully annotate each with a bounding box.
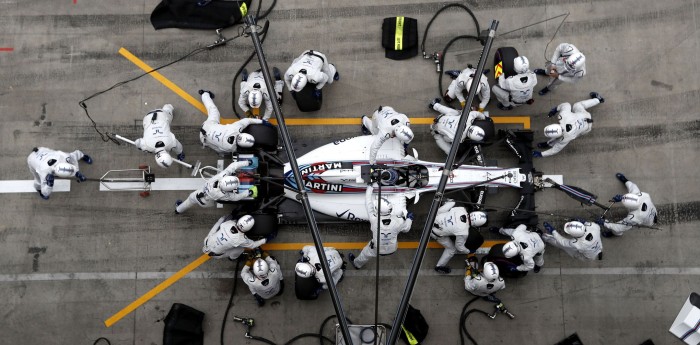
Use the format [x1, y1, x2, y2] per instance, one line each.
[99, 178, 202, 191]
[2, 267, 700, 282]
[217, 159, 223, 209]
[0, 180, 71, 193]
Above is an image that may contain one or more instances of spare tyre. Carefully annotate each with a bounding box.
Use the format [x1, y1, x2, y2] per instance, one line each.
[494, 47, 519, 79]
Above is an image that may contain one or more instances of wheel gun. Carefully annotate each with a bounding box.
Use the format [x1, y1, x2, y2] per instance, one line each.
[232, 316, 255, 338]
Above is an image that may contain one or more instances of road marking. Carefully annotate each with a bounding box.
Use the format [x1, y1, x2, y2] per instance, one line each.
[104, 253, 211, 327]
[118, 48, 530, 129]
[99, 178, 202, 191]
[262, 240, 506, 254]
[0, 47, 13, 52]
[0, 180, 70, 193]
[118, 47, 208, 115]
[97, 241, 502, 326]
[267, 116, 530, 129]
[2, 266, 699, 284]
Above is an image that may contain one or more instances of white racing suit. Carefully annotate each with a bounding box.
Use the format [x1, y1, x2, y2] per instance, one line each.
[202, 216, 266, 260]
[431, 201, 472, 267]
[430, 107, 486, 155]
[238, 70, 284, 120]
[133, 104, 183, 156]
[362, 106, 411, 164]
[176, 161, 252, 214]
[542, 222, 603, 261]
[241, 256, 284, 299]
[604, 181, 657, 236]
[464, 272, 505, 297]
[544, 43, 586, 89]
[199, 92, 263, 154]
[500, 224, 545, 272]
[27, 147, 84, 197]
[491, 71, 537, 107]
[446, 67, 490, 110]
[300, 245, 344, 289]
[541, 98, 600, 157]
[284, 50, 337, 90]
[354, 187, 412, 268]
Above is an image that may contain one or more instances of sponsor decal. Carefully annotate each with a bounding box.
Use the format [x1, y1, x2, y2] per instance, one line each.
[300, 162, 343, 175]
[336, 209, 367, 222]
[332, 138, 352, 145]
[305, 181, 343, 192]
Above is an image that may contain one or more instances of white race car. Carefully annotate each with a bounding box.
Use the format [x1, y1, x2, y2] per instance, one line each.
[281, 135, 528, 222]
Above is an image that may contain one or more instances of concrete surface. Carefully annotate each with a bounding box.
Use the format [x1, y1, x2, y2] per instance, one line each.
[1, 0, 699, 344]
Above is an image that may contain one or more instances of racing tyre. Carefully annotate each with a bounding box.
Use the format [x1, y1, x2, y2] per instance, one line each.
[242, 124, 278, 152]
[293, 83, 322, 112]
[494, 47, 519, 79]
[482, 243, 528, 278]
[246, 213, 278, 240]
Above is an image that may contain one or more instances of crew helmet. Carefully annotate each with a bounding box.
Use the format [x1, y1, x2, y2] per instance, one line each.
[219, 176, 240, 192]
[295, 262, 316, 278]
[544, 124, 564, 139]
[252, 258, 269, 279]
[467, 125, 486, 141]
[155, 149, 173, 168]
[373, 197, 393, 216]
[482, 262, 500, 282]
[513, 56, 530, 74]
[464, 77, 482, 94]
[236, 215, 255, 232]
[564, 52, 586, 73]
[53, 162, 76, 178]
[236, 133, 255, 148]
[564, 221, 586, 238]
[248, 89, 263, 109]
[394, 124, 414, 143]
[290, 69, 308, 92]
[469, 211, 488, 227]
[502, 241, 521, 258]
[621, 193, 642, 210]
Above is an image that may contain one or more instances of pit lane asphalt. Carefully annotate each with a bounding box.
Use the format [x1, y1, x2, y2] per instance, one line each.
[1, 0, 699, 344]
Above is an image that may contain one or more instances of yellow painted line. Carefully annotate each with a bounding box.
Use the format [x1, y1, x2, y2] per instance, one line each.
[262, 240, 507, 251]
[104, 253, 211, 327]
[118, 47, 207, 115]
[267, 117, 530, 129]
[104, 240, 505, 327]
[118, 48, 530, 129]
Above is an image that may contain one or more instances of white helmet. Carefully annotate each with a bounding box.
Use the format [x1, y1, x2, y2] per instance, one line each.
[464, 78, 482, 94]
[544, 124, 564, 139]
[290, 70, 308, 92]
[373, 197, 393, 216]
[564, 221, 586, 238]
[236, 215, 255, 232]
[469, 211, 488, 227]
[236, 133, 255, 148]
[513, 56, 530, 74]
[482, 262, 500, 282]
[248, 89, 263, 109]
[219, 176, 240, 192]
[502, 241, 521, 258]
[564, 52, 585, 73]
[466, 126, 485, 141]
[621, 193, 642, 210]
[394, 124, 414, 143]
[53, 162, 76, 178]
[295, 262, 316, 278]
[155, 149, 173, 168]
[252, 258, 269, 279]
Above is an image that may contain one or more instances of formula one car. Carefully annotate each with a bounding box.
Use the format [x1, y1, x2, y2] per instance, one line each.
[215, 124, 559, 230]
[281, 135, 528, 222]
